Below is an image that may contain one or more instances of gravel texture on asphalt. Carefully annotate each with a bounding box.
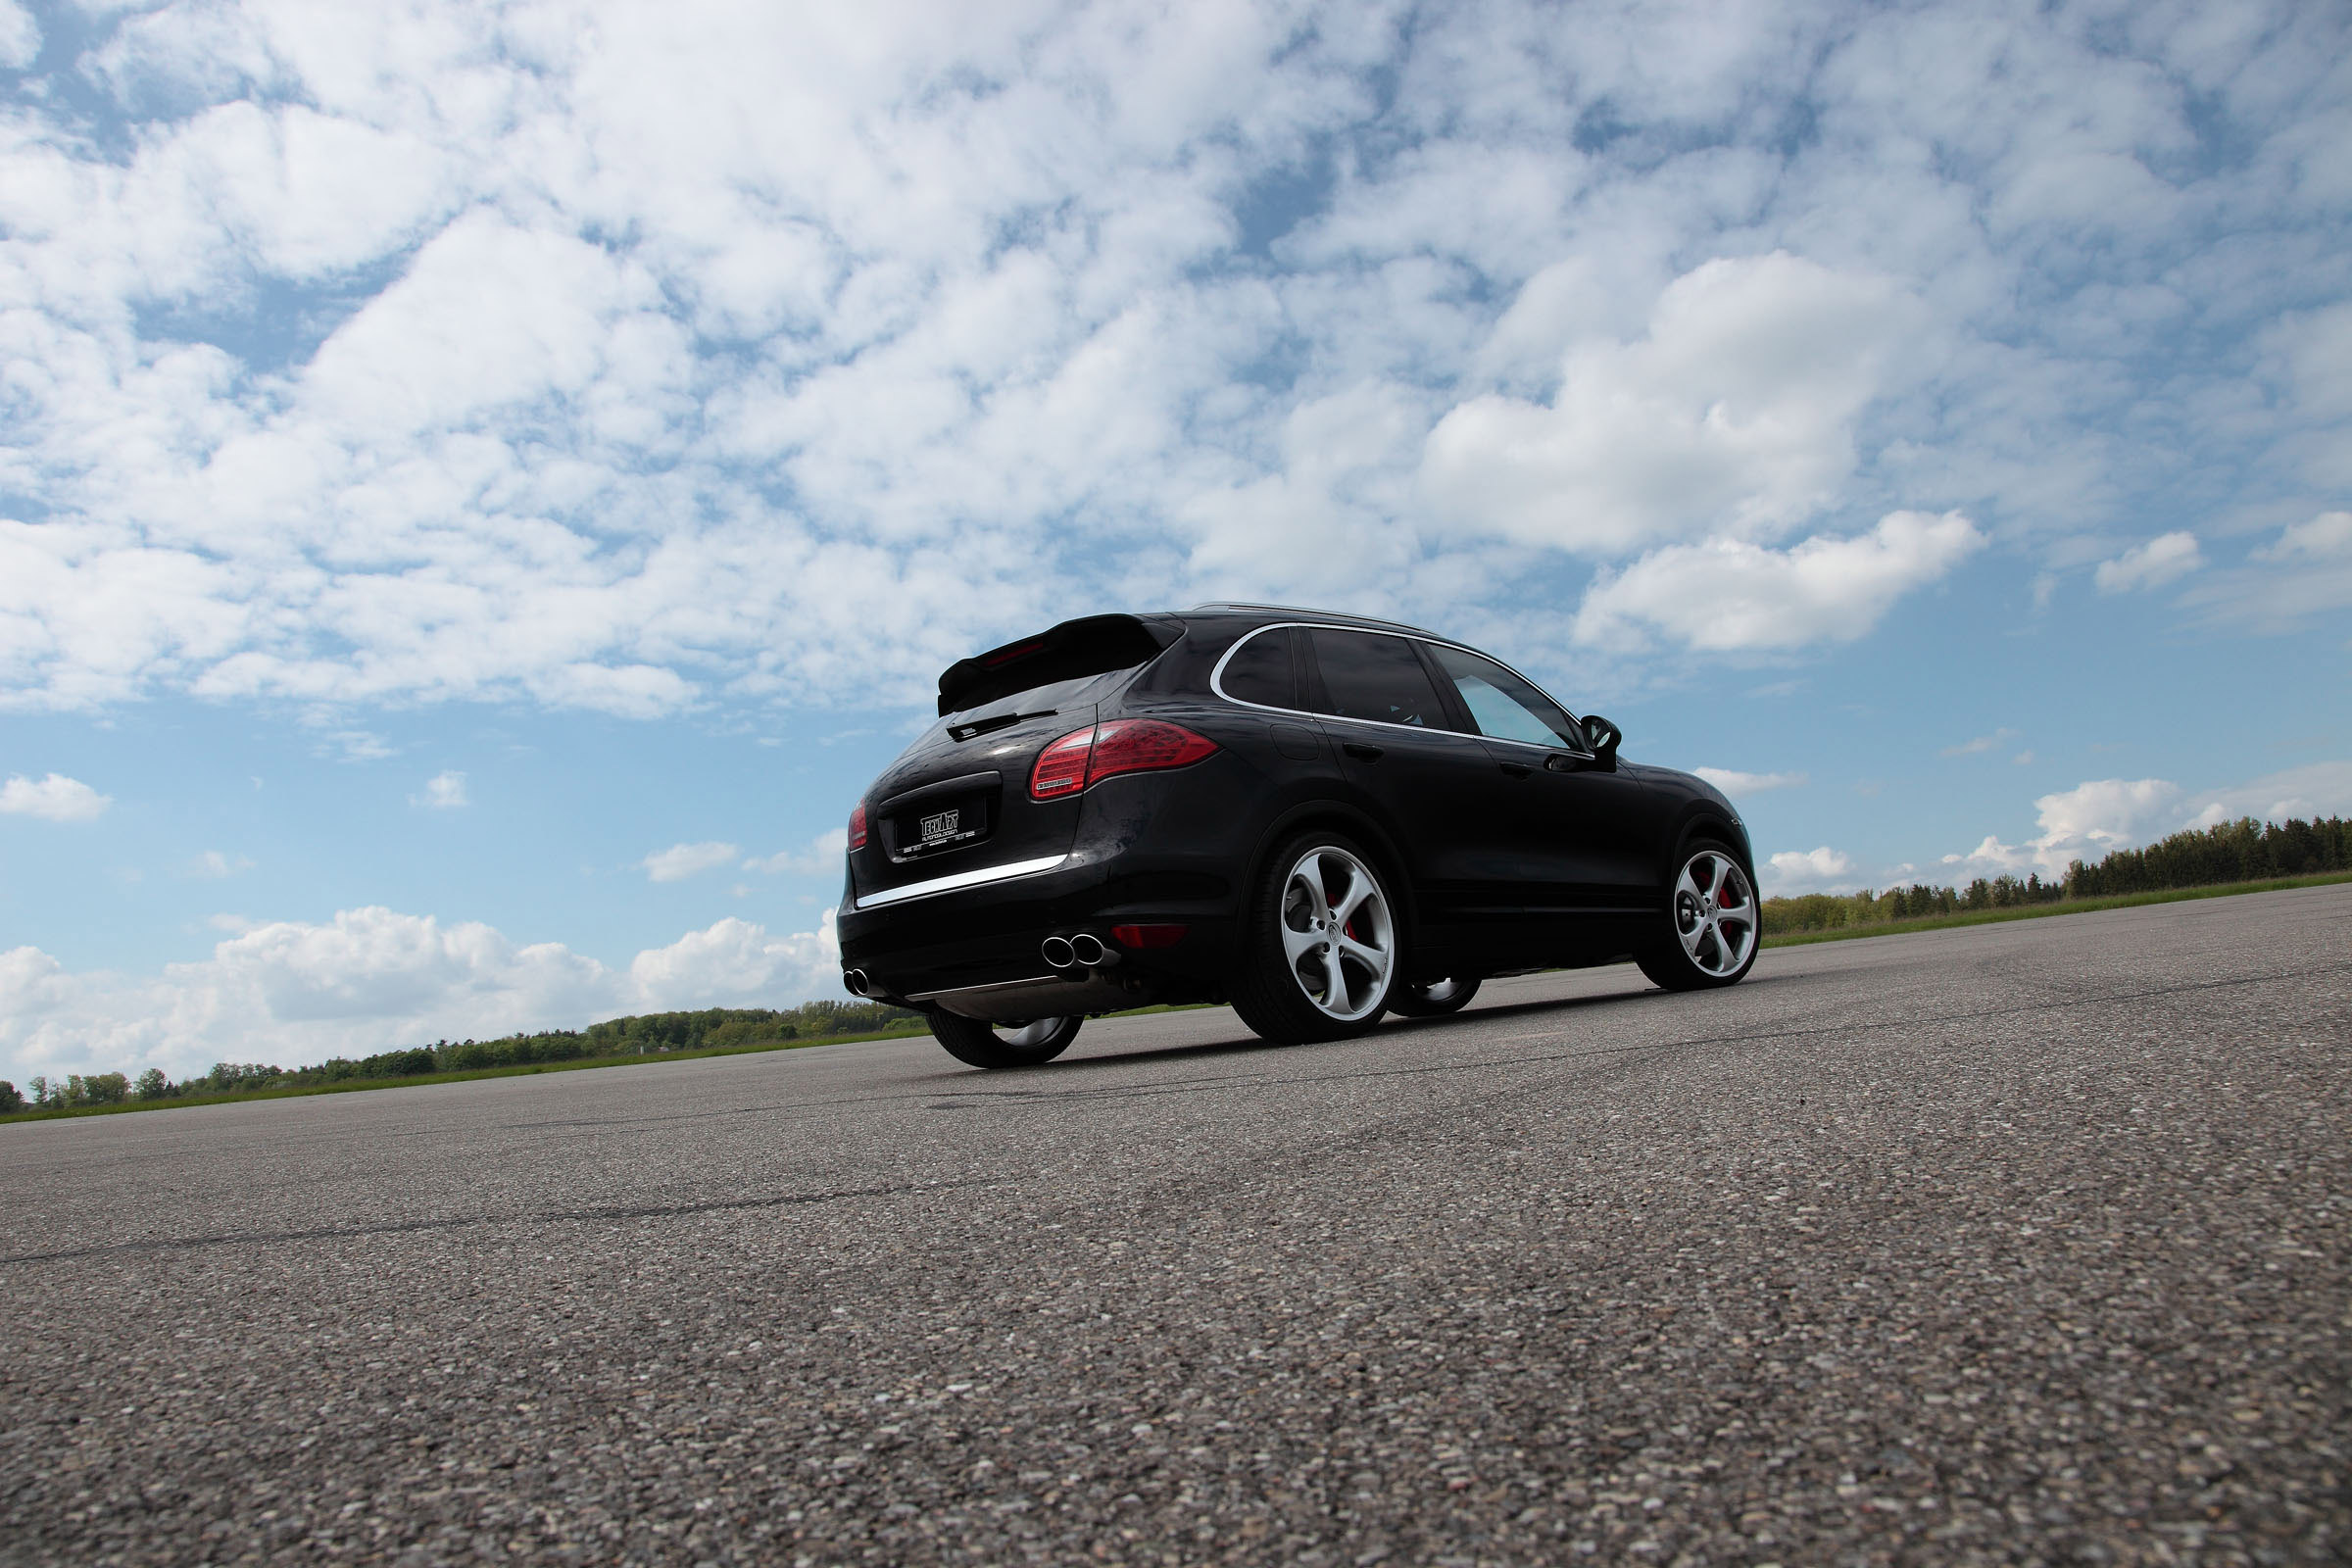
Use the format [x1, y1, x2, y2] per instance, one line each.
[2, 886, 2346, 1567]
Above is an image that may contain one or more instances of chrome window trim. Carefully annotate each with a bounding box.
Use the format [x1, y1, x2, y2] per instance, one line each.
[853, 853, 1069, 910]
[1207, 621, 1594, 757]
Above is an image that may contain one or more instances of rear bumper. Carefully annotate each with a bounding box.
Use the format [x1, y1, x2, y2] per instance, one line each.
[837, 774, 1250, 1008]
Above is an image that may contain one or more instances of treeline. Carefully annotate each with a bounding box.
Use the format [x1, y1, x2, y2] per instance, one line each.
[1762, 815, 2349, 936]
[2, 1001, 920, 1114]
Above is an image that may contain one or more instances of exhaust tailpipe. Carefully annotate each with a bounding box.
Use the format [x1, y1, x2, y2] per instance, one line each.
[843, 968, 871, 997]
[1070, 932, 1117, 967]
[1040, 935, 1077, 969]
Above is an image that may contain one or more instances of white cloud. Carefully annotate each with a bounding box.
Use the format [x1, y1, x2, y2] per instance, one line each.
[642, 840, 740, 883]
[1574, 512, 1984, 652]
[744, 826, 850, 877]
[1692, 767, 1807, 797]
[407, 770, 466, 808]
[0, 906, 845, 1081]
[2185, 512, 2352, 628]
[2262, 512, 2352, 562]
[0, 773, 112, 822]
[0, 1, 37, 72]
[1943, 762, 2352, 878]
[2181, 761, 2352, 829]
[188, 851, 253, 879]
[629, 910, 841, 1011]
[412, 769, 467, 808]
[0, 0, 2336, 722]
[1765, 846, 1858, 895]
[2094, 531, 2203, 593]
[1942, 728, 2018, 757]
[1425, 253, 1929, 556]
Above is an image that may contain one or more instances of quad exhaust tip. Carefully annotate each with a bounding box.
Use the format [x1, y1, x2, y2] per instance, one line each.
[843, 968, 871, 997]
[1041, 932, 1122, 969]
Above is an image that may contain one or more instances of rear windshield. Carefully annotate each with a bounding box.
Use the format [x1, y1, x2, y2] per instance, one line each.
[936, 614, 1180, 716]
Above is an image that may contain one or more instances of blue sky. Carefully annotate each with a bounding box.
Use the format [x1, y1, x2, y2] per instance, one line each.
[2, 0, 2346, 1081]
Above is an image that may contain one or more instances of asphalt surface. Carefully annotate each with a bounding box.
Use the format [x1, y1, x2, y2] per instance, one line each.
[3, 888, 2347, 1567]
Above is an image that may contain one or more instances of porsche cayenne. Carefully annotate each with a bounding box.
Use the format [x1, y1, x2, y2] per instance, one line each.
[838, 606, 1757, 1068]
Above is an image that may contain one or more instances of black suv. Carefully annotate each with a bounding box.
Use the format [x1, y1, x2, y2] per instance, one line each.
[839, 606, 1757, 1068]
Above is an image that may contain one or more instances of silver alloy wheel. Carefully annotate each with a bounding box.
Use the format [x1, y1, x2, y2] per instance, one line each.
[1673, 849, 1758, 978]
[993, 1018, 1069, 1049]
[1278, 845, 1396, 1021]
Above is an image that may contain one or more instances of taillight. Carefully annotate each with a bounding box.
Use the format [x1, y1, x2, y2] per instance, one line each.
[1029, 720, 1217, 800]
[1087, 720, 1217, 785]
[847, 802, 868, 851]
[1030, 727, 1097, 798]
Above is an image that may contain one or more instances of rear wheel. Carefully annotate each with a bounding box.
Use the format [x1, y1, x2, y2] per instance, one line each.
[927, 1012, 1082, 1069]
[1637, 840, 1759, 991]
[1388, 976, 1482, 1017]
[1229, 832, 1400, 1044]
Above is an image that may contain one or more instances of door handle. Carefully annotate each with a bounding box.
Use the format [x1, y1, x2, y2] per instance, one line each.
[1342, 742, 1385, 762]
[1498, 761, 1533, 778]
[1544, 753, 1581, 772]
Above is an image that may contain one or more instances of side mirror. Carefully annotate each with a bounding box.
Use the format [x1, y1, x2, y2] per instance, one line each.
[1581, 713, 1622, 764]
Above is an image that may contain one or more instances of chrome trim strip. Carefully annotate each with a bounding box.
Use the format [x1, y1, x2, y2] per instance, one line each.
[1207, 621, 1594, 757]
[853, 854, 1070, 910]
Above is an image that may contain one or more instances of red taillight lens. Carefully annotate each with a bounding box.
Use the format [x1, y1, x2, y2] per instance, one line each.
[1111, 923, 1188, 950]
[1028, 720, 1217, 801]
[1030, 727, 1097, 799]
[847, 802, 868, 851]
[1085, 720, 1217, 785]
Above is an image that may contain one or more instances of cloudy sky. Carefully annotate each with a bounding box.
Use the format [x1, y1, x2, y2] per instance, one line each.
[3, 0, 2347, 1082]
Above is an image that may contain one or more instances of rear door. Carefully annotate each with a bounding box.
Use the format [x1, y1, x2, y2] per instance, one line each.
[1298, 626, 1527, 953]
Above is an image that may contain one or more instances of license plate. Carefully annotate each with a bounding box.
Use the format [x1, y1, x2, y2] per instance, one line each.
[918, 808, 960, 846]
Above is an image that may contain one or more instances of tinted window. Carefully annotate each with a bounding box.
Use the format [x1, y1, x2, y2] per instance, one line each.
[1306, 629, 1447, 728]
[1429, 645, 1582, 748]
[1218, 627, 1295, 708]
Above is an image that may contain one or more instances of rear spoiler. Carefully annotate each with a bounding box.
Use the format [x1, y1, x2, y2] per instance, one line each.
[937, 614, 1182, 717]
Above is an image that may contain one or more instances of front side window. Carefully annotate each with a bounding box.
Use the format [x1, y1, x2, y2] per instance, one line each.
[1428, 644, 1583, 749]
[1216, 627, 1295, 708]
[1306, 628, 1447, 729]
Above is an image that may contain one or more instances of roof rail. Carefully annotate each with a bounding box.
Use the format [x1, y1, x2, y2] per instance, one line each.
[1186, 602, 1434, 635]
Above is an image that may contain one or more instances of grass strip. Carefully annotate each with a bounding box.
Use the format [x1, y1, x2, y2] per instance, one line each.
[1760, 869, 2352, 949]
[2, 1023, 937, 1123]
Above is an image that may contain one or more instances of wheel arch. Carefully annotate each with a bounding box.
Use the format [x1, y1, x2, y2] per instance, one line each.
[1244, 799, 1424, 951]
[1670, 806, 1757, 883]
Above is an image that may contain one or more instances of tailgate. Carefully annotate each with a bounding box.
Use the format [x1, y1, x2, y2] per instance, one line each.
[849, 707, 1096, 904]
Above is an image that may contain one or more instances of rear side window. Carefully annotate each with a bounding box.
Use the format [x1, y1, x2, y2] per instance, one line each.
[1216, 627, 1295, 708]
[1305, 628, 1447, 729]
[1428, 644, 1583, 749]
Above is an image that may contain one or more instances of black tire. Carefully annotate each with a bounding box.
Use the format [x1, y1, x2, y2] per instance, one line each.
[1636, 838, 1760, 991]
[1388, 976, 1482, 1017]
[1228, 830, 1402, 1045]
[927, 1012, 1082, 1069]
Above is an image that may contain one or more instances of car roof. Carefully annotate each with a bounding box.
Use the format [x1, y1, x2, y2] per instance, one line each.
[1181, 603, 1441, 638]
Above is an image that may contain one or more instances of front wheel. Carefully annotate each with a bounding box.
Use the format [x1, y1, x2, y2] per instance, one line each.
[1637, 841, 1759, 991]
[1388, 976, 1482, 1017]
[928, 1012, 1082, 1069]
[1229, 832, 1402, 1044]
